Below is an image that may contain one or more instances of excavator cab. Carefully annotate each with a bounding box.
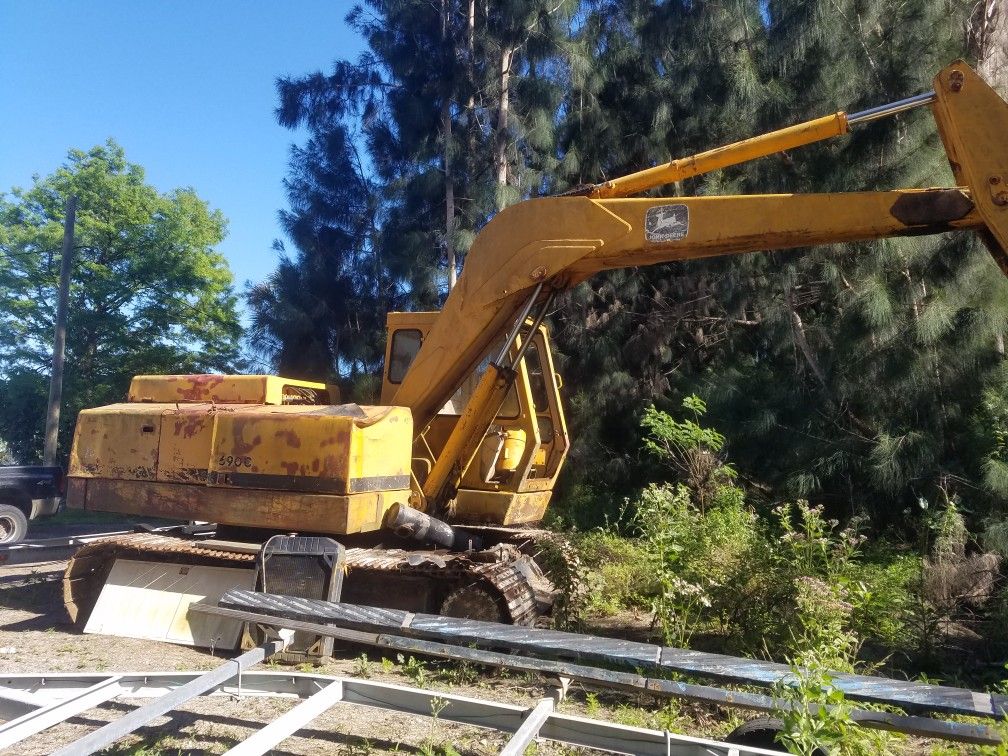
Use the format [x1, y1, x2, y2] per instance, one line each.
[381, 312, 569, 524]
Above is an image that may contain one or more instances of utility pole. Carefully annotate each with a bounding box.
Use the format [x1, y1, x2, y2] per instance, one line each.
[43, 196, 77, 467]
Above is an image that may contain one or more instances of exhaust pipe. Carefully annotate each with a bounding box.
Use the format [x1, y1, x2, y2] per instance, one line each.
[384, 503, 483, 551]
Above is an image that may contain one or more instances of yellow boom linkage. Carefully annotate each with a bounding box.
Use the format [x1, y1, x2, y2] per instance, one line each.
[401, 62, 1008, 514]
[67, 62, 1008, 538]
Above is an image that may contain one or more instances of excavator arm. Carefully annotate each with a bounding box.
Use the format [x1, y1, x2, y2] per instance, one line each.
[393, 61, 1008, 508]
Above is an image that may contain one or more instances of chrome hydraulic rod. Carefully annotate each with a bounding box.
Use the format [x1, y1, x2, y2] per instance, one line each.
[846, 91, 937, 126]
[495, 282, 544, 365]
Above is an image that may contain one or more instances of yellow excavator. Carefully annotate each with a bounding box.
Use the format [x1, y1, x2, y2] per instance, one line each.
[62, 62, 1008, 642]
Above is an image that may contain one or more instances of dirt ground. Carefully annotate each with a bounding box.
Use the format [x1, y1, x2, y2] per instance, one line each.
[0, 515, 960, 755]
[0, 515, 743, 755]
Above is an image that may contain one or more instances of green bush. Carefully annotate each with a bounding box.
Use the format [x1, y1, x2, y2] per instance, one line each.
[567, 397, 921, 662]
[573, 529, 654, 616]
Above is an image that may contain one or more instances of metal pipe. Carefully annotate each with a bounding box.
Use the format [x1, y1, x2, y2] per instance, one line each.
[846, 91, 937, 126]
[53, 639, 288, 756]
[384, 502, 483, 551]
[509, 291, 555, 369]
[191, 600, 1003, 747]
[495, 282, 544, 365]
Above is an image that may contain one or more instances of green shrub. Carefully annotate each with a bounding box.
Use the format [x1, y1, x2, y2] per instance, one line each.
[573, 529, 654, 615]
[841, 554, 919, 648]
[773, 578, 902, 755]
[641, 396, 736, 511]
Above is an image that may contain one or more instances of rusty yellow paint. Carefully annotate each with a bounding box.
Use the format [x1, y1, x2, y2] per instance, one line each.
[930, 62, 1008, 274]
[157, 404, 216, 483]
[69, 404, 162, 481]
[391, 63, 1006, 437]
[128, 374, 330, 405]
[67, 62, 1008, 537]
[453, 489, 552, 525]
[208, 404, 412, 496]
[69, 393, 412, 533]
[69, 477, 405, 535]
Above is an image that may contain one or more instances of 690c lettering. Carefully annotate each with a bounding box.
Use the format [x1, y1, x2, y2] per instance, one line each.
[218, 455, 252, 468]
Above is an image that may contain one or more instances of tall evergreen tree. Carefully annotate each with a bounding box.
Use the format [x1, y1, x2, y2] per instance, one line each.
[251, 0, 573, 385]
[551, 0, 770, 518]
[706, 0, 1008, 518]
[247, 125, 387, 382]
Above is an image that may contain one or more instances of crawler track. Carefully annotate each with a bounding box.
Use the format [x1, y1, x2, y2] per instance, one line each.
[62, 530, 569, 628]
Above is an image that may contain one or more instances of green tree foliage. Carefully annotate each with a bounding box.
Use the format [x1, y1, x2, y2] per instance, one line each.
[553, 0, 772, 512]
[247, 125, 392, 383]
[553, 0, 1008, 527]
[256, 0, 1008, 533]
[0, 140, 241, 463]
[251, 0, 573, 386]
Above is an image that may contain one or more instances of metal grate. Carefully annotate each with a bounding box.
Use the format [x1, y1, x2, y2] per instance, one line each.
[244, 536, 345, 662]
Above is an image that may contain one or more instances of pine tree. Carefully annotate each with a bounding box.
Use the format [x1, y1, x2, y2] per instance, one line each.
[551, 0, 771, 517]
[247, 125, 388, 383]
[252, 0, 573, 385]
[550, 0, 1008, 528]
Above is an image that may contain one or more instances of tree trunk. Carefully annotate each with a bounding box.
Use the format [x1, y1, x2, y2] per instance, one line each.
[494, 45, 514, 208]
[442, 0, 457, 289]
[785, 287, 827, 388]
[978, 0, 1007, 97]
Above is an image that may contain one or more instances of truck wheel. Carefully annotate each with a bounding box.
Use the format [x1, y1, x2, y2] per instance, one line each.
[0, 503, 28, 545]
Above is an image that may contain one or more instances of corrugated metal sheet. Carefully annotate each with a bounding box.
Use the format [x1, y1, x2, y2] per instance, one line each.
[218, 588, 1007, 720]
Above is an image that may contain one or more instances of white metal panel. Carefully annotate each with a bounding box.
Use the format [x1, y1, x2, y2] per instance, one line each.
[83, 559, 254, 649]
[0, 672, 788, 756]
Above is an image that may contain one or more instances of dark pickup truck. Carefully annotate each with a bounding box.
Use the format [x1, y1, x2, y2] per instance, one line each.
[0, 466, 63, 544]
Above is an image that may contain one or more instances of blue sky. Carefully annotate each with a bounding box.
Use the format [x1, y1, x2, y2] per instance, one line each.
[0, 1, 365, 307]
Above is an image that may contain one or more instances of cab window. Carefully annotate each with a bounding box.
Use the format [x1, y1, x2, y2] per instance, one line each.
[388, 329, 422, 383]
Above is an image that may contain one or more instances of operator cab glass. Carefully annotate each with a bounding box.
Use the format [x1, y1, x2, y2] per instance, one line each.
[388, 329, 422, 383]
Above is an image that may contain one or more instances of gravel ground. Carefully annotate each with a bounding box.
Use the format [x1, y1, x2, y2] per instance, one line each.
[0, 517, 703, 755]
[0, 518, 949, 755]
[0, 555, 572, 755]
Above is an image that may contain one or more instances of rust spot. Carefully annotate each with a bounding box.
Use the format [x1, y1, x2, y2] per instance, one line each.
[274, 429, 302, 448]
[311, 459, 319, 472]
[175, 374, 226, 402]
[229, 419, 262, 455]
[281, 461, 299, 475]
[174, 415, 206, 438]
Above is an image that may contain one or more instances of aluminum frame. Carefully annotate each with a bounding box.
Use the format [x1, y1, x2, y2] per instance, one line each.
[0, 669, 785, 755]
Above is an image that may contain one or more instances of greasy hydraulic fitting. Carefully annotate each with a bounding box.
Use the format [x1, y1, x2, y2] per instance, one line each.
[384, 503, 483, 551]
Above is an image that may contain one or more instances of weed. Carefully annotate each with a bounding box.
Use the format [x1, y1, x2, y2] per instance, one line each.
[773, 580, 901, 755]
[417, 696, 461, 756]
[380, 656, 395, 673]
[437, 658, 477, 686]
[398, 654, 430, 688]
[101, 735, 180, 755]
[354, 652, 371, 679]
[338, 738, 375, 755]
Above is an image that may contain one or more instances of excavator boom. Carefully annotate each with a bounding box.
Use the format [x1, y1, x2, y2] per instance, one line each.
[393, 62, 1008, 445]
